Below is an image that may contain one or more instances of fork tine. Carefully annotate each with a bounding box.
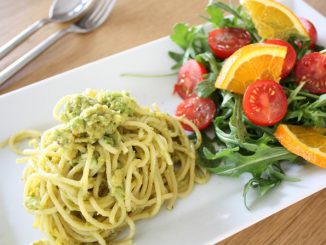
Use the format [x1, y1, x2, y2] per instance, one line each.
[72, 0, 116, 32]
[91, 0, 117, 27]
[89, 0, 107, 19]
[78, 0, 106, 27]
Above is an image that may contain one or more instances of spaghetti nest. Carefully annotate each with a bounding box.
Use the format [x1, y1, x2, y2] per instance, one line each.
[14, 90, 209, 244]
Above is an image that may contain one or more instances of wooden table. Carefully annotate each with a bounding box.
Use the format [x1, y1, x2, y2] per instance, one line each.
[0, 0, 325, 244]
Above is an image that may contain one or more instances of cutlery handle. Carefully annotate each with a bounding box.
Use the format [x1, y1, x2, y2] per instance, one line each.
[0, 18, 51, 60]
[0, 29, 71, 87]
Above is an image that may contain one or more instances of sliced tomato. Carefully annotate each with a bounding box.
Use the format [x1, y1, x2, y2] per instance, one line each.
[176, 97, 216, 131]
[264, 39, 296, 78]
[295, 52, 326, 94]
[208, 28, 251, 59]
[174, 59, 207, 99]
[299, 17, 317, 49]
[242, 80, 288, 126]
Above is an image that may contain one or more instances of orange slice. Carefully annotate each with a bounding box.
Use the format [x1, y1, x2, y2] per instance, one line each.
[274, 124, 326, 168]
[215, 43, 286, 94]
[241, 0, 309, 40]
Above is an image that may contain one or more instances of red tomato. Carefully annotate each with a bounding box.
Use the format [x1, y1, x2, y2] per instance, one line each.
[295, 52, 326, 94]
[174, 59, 207, 99]
[242, 80, 288, 126]
[208, 28, 251, 59]
[176, 97, 216, 131]
[264, 39, 296, 78]
[299, 17, 317, 49]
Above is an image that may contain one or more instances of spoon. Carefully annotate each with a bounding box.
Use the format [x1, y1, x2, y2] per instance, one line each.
[0, 0, 95, 60]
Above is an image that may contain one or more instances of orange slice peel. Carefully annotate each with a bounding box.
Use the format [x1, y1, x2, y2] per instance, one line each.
[215, 43, 286, 94]
[241, 0, 309, 40]
[274, 124, 326, 168]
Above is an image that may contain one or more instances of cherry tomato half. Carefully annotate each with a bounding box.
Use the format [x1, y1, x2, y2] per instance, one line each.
[264, 39, 296, 78]
[299, 17, 317, 49]
[208, 27, 251, 59]
[176, 97, 216, 131]
[242, 80, 288, 126]
[295, 52, 326, 94]
[174, 59, 208, 99]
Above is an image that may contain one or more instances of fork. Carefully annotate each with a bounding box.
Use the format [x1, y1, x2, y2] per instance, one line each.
[0, 0, 116, 88]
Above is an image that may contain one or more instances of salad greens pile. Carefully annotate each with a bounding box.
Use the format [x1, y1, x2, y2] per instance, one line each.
[169, 1, 326, 207]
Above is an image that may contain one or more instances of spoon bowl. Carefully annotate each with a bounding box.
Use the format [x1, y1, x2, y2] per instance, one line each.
[50, 0, 95, 22]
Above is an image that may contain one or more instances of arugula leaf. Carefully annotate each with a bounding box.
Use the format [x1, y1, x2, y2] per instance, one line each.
[169, 23, 209, 69]
[204, 146, 296, 177]
[195, 52, 222, 98]
[243, 163, 300, 209]
[243, 176, 280, 209]
[206, 4, 225, 27]
[170, 23, 195, 50]
[287, 36, 325, 59]
[287, 35, 311, 60]
[168, 51, 184, 63]
[314, 44, 326, 52]
[195, 52, 221, 74]
[196, 73, 217, 98]
[266, 164, 301, 182]
[283, 82, 326, 127]
[193, 130, 222, 167]
[230, 94, 247, 143]
[206, 1, 260, 42]
[203, 146, 240, 160]
[209, 1, 243, 20]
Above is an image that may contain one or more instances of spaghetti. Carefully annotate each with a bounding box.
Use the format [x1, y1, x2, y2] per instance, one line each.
[12, 90, 209, 244]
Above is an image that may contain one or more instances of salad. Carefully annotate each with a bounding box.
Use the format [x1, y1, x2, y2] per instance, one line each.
[169, 0, 326, 207]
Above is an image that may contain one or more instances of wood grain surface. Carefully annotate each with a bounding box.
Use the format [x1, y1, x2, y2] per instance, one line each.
[0, 0, 325, 244]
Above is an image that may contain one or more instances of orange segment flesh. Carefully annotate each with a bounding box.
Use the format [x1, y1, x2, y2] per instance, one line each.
[241, 0, 309, 40]
[274, 124, 326, 168]
[215, 43, 286, 94]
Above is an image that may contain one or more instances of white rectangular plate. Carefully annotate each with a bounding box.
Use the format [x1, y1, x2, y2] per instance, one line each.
[1, 1, 326, 244]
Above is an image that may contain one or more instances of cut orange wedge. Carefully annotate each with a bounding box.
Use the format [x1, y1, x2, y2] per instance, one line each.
[274, 124, 326, 168]
[241, 0, 309, 40]
[215, 43, 286, 94]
